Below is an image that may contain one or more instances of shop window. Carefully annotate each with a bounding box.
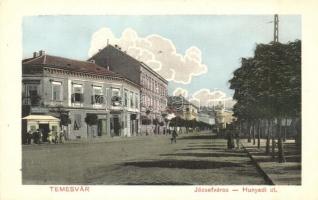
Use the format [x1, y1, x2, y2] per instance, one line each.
[30, 125, 36, 131]
[52, 125, 58, 133]
[74, 114, 81, 130]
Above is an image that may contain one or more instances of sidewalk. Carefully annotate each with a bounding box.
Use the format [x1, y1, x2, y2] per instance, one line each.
[241, 139, 301, 185]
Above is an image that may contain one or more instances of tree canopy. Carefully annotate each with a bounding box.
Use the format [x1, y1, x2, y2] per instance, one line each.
[229, 40, 301, 121]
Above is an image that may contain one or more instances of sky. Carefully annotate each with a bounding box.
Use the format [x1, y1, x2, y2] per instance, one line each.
[23, 15, 301, 108]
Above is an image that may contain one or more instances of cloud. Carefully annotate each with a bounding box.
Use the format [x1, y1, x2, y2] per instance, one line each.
[88, 27, 208, 84]
[172, 87, 188, 97]
[192, 88, 235, 108]
[171, 87, 236, 109]
[191, 88, 236, 108]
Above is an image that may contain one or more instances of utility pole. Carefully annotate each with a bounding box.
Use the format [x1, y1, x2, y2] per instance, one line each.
[274, 14, 279, 43]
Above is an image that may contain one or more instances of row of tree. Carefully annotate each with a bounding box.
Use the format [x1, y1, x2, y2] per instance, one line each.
[229, 40, 301, 163]
[169, 116, 212, 132]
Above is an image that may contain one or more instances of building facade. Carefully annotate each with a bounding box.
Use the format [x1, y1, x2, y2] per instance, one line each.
[197, 112, 215, 125]
[88, 45, 168, 124]
[22, 51, 140, 140]
[167, 96, 198, 120]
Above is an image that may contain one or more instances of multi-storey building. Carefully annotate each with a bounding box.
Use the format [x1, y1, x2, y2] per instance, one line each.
[88, 45, 168, 124]
[22, 51, 140, 141]
[167, 96, 198, 120]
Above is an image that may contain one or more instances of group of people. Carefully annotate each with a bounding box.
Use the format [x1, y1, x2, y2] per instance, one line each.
[26, 129, 65, 145]
[26, 129, 43, 144]
[226, 128, 240, 150]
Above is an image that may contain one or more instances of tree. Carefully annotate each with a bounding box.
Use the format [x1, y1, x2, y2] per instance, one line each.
[229, 40, 301, 163]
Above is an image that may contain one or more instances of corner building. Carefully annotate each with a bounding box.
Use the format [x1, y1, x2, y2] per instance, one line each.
[22, 51, 140, 140]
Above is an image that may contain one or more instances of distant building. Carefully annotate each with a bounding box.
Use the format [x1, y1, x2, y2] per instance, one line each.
[197, 112, 215, 125]
[167, 96, 198, 120]
[214, 108, 235, 129]
[88, 45, 168, 126]
[22, 51, 140, 141]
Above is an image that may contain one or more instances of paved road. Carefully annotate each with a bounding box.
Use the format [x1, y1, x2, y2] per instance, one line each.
[22, 132, 267, 185]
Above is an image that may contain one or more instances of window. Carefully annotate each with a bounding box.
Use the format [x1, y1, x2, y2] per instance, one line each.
[124, 90, 128, 107]
[52, 81, 62, 101]
[112, 88, 120, 97]
[24, 84, 40, 105]
[135, 93, 139, 109]
[92, 86, 104, 104]
[111, 88, 121, 106]
[130, 91, 134, 108]
[71, 84, 83, 103]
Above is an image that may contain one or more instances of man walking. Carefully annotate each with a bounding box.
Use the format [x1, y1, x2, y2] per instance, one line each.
[171, 129, 178, 144]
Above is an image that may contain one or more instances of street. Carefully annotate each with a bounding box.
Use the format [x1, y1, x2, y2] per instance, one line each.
[22, 131, 267, 185]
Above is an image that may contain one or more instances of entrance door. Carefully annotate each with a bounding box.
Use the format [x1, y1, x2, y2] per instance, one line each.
[113, 117, 120, 136]
[39, 124, 50, 142]
[98, 119, 107, 136]
[131, 120, 135, 136]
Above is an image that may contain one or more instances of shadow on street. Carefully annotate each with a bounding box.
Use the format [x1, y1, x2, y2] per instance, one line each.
[121, 159, 244, 169]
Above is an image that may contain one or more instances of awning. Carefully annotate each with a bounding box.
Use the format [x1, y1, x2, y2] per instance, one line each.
[22, 115, 60, 121]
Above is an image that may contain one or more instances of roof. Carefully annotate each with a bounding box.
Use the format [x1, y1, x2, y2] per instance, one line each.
[22, 115, 60, 121]
[89, 45, 168, 84]
[22, 54, 120, 77]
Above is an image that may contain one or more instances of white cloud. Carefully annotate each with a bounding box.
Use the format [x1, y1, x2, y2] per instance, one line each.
[172, 87, 188, 97]
[88, 27, 208, 84]
[171, 87, 236, 109]
[191, 88, 236, 109]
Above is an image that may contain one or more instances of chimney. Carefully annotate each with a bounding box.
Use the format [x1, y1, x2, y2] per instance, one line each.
[39, 50, 46, 56]
[33, 52, 38, 58]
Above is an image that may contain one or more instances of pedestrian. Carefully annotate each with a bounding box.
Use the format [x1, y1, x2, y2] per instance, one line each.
[53, 130, 59, 144]
[27, 129, 33, 144]
[235, 132, 240, 149]
[226, 127, 234, 150]
[38, 129, 43, 144]
[33, 129, 40, 144]
[59, 130, 65, 144]
[47, 129, 53, 144]
[171, 129, 178, 144]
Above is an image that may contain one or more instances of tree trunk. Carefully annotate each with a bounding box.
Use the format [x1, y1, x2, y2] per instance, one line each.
[265, 119, 271, 154]
[257, 120, 261, 149]
[271, 120, 275, 159]
[283, 117, 287, 142]
[252, 123, 256, 145]
[248, 123, 252, 143]
[277, 117, 286, 163]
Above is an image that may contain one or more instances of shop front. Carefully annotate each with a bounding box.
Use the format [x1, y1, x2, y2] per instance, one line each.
[22, 115, 60, 143]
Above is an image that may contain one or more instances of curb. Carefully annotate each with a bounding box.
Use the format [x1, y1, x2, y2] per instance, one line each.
[241, 144, 275, 185]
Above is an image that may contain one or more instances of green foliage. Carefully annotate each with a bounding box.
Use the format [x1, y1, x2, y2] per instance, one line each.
[85, 114, 98, 125]
[229, 40, 301, 121]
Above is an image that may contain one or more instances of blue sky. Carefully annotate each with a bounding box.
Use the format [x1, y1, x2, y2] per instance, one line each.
[23, 15, 301, 98]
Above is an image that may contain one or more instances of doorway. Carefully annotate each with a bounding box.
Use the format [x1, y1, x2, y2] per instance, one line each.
[113, 117, 120, 136]
[39, 123, 49, 142]
[98, 119, 107, 136]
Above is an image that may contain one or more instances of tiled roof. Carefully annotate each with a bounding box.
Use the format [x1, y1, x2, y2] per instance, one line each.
[89, 45, 168, 83]
[22, 54, 119, 77]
